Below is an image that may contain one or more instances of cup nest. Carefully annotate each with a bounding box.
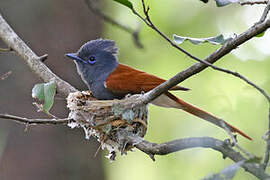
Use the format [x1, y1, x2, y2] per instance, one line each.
[66, 91, 148, 160]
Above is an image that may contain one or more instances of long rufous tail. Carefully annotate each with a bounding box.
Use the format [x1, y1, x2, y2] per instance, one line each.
[153, 92, 252, 140]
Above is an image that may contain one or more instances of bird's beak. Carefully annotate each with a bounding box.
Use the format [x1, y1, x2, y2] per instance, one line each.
[65, 53, 84, 62]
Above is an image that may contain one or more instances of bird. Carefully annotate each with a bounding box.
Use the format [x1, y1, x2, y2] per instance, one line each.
[66, 38, 252, 140]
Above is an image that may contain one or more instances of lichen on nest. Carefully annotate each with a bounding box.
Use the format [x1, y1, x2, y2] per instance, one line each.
[66, 91, 148, 161]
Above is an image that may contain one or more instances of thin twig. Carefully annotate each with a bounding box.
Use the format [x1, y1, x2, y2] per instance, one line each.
[38, 54, 48, 62]
[132, 1, 201, 63]
[0, 113, 70, 125]
[221, 121, 255, 159]
[263, 106, 270, 170]
[0, 47, 12, 53]
[240, 0, 268, 5]
[0, 14, 77, 97]
[259, 0, 270, 23]
[84, 0, 143, 48]
[0, 71, 12, 80]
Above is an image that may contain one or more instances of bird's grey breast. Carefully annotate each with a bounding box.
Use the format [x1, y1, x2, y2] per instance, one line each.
[75, 61, 120, 100]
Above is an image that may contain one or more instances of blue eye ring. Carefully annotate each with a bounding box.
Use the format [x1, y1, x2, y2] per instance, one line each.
[88, 56, 96, 64]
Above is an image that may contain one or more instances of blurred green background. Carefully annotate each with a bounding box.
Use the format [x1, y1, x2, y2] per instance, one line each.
[103, 0, 270, 180]
[0, 0, 270, 179]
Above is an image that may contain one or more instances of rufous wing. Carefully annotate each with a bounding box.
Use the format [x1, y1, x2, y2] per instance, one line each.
[106, 63, 189, 94]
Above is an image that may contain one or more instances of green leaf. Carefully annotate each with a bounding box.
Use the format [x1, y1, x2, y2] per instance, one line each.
[202, 161, 244, 180]
[215, 0, 240, 7]
[173, 34, 231, 45]
[256, 31, 265, 37]
[112, 0, 133, 10]
[32, 83, 45, 100]
[32, 80, 56, 113]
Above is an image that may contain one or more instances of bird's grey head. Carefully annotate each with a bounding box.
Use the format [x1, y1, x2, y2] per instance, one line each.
[65, 39, 119, 87]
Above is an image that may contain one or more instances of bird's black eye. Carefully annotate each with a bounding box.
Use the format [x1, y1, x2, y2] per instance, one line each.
[88, 56, 96, 64]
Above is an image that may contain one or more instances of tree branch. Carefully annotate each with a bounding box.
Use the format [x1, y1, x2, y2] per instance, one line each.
[84, 0, 143, 48]
[0, 14, 77, 97]
[1, 113, 269, 179]
[0, 114, 70, 125]
[122, 134, 270, 179]
[240, 0, 268, 6]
